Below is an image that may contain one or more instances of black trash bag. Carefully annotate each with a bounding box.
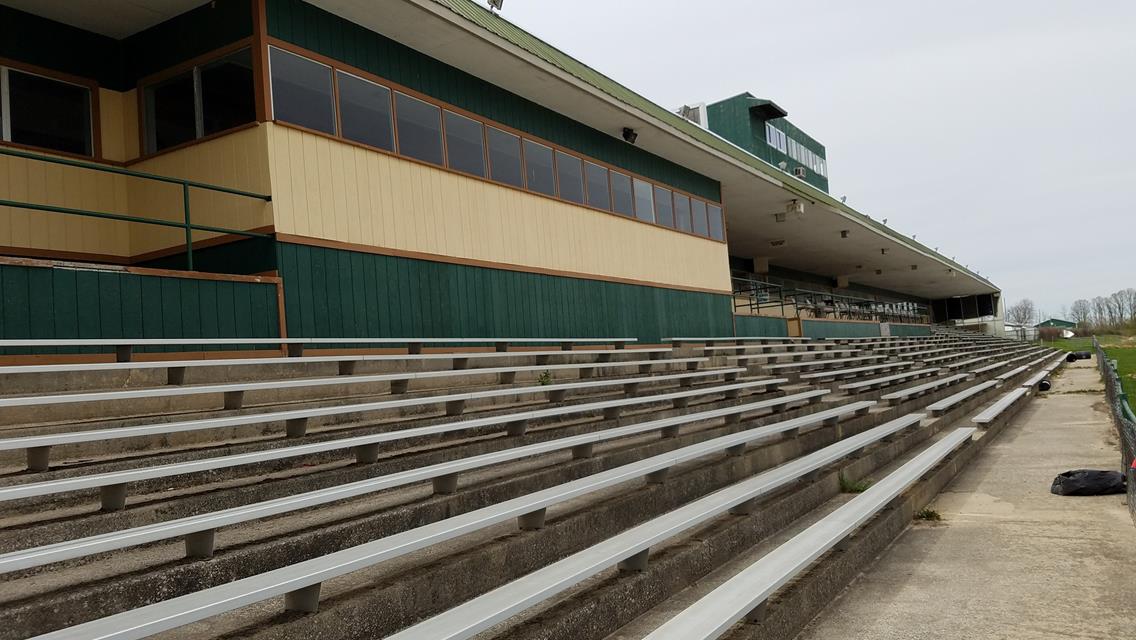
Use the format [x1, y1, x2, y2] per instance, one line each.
[1050, 469, 1126, 496]
[1038, 379, 1051, 392]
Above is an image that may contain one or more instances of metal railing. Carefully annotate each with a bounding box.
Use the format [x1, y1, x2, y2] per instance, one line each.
[729, 271, 930, 325]
[1093, 336, 1136, 524]
[0, 147, 272, 271]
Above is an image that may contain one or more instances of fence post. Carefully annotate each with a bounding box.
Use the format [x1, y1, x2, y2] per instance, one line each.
[182, 182, 194, 271]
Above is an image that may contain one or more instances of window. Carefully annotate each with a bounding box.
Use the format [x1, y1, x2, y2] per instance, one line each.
[523, 139, 555, 195]
[200, 49, 255, 137]
[584, 162, 610, 210]
[2, 67, 93, 156]
[610, 171, 634, 216]
[764, 123, 786, 153]
[337, 70, 393, 151]
[707, 204, 725, 241]
[691, 198, 708, 236]
[143, 71, 196, 152]
[653, 186, 674, 228]
[555, 150, 584, 204]
[444, 110, 486, 177]
[395, 92, 443, 165]
[487, 126, 523, 187]
[633, 179, 654, 222]
[674, 193, 692, 232]
[270, 47, 335, 135]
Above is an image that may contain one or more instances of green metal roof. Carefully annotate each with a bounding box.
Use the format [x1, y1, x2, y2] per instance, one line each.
[425, 0, 996, 292]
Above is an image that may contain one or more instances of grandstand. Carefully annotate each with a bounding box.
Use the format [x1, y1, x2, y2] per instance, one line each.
[0, 0, 1045, 638]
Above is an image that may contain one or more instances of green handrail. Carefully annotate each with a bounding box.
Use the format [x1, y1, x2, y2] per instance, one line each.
[0, 146, 272, 270]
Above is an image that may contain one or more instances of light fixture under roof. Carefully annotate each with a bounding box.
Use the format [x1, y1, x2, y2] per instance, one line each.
[774, 212, 787, 223]
[840, 230, 850, 238]
[769, 239, 787, 248]
[880, 248, 888, 255]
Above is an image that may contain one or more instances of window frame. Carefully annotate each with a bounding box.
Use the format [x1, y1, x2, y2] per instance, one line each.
[335, 67, 395, 152]
[144, 46, 256, 155]
[0, 62, 97, 159]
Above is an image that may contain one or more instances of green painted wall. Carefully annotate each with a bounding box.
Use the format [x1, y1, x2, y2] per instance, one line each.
[734, 315, 789, 337]
[802, 320, 881, 339]
[0, 262, 279, 354]
[0, 0, 252, 91]
[889, 323, 931, 337]
[276, 242, 732, 342]
[138, 237, 278, 275]
[706, 93, 829, 192]
[265, 0, 720, 202]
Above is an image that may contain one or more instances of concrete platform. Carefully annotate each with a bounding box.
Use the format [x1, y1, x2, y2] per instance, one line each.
[797, 359, 1136, 640]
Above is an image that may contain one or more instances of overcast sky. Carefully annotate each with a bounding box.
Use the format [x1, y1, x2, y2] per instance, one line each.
[484, 0, 1135, 318]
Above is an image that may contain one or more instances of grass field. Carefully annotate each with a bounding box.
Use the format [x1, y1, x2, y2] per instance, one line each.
[1108, 348, 1136, 408]
[1039, 335, 1136, 403]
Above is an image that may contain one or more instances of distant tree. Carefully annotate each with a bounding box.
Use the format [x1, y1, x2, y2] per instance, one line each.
[1006, 298, 1037, 326]
[1070, 299, 1092, 327]
[1092, 296, 1109, 328]
[1058, 304, 1070, 321]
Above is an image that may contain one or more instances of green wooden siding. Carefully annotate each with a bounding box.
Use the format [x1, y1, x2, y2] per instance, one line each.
[276, 242, 732, 343]
[734, 315, 789, 337]
[802, 320, 881, 339]
[889, 323, 931, 337]
[265, 0, 720, 202]
[0, 262, 279, 355]
[0, 0, 252, 91]
[138, 237, 279, 275]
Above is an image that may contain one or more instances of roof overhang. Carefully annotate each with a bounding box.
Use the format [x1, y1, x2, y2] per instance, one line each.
[0, 0, 205, 39]
[313, 0, 998, 300]
[747, 97, 788, 120]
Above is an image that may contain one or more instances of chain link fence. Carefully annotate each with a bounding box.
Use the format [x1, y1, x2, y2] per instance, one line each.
[1093, 336, 1136, 523]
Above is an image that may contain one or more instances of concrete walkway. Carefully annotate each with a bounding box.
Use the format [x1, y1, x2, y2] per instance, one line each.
[797, 359, 1136, 640]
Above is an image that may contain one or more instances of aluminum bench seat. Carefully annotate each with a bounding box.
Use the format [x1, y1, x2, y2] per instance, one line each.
[877, 373, 970, 405]
[640, 427, 976, 640]
[1, 392, 856, 575]
[973, 387, 1029, 426]
[0, 385, 828, 508]
[994, 365, 1029, 381]
[388, 413, 928, 640]
[797, 361, 914, 383]
[763, 354, 889, 373]
[838, 367, 942, 393]
[924, 380, 1000, 416]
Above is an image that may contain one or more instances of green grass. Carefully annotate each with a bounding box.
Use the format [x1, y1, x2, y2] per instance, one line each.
[914, 507, 942, 521]
[1107, 347, 1136, 406]
[839, 473, 872, 493]
[1040, 334, 1123, 352]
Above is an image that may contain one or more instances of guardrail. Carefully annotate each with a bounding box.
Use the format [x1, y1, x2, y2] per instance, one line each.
[0, 147, 272, 271]
[1093, 336, 1136, 525]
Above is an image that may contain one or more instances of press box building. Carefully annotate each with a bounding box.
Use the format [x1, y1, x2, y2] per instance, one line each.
[0, 0, 1003, 348]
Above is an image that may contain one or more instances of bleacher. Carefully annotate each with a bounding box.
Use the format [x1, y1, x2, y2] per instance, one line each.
[0, 330, 1065, 639]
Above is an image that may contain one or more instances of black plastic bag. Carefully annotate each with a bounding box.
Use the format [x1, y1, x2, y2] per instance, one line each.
[1050, 469, 1126, 496]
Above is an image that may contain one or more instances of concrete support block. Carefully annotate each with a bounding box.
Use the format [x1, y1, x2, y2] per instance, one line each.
[622, 382, 641, 395]
[660, 425, 680, 439]
[726, 443, 747, 456]
[614, 341, 627, 350]
[619, 548, 650, 572]
[517, 507, 547, 531]
[432, 473, 458, 495]
[100, 483, 127, 511]
[560, 342, 574, 351]
[834, 533, 855, 552]
[724, 412, 742, 424]
[115, 345, 133, 363]
[578, 367, 596, 379]
[185, 529, 216, 559]
[638, 364, 652, 375]
[603, 406, 622, 420]
[726, 371, 741, 382]
[535, 354, 551, 366]
[571, 443, 594, 459]
[785, 426, 801, 438]
[499, 371, 518, 384]
[445, 399, 467, 416]
[598, 353, 614, 363]
[337, 360, 357, 376]
[686, 361, 699, 371]
[856, 405, 871, 417]
[284, 583, 322, 613]
[390, 379, 410, 394]
[354, 443, 380, 464]
[724, 388, 741, 400]
[223, 390, 245, 410]
[546, 389, 567, 403]
[167, 366, 187, 386]
[729, 497, 759, 515]
[744, 601, 768, 624]
[823, 415, 840, 427]
[452, 357, 469, 370]
[646, 468, 669, 484]
[26, 446, 51, 472]
[286, 344, 304, 358]
[407, 343, 423, 355]
[285, 417, 309, 438]
[506, 420, 529, 437]
[672, 397, 690, 409]
[494, 341, 509, 353]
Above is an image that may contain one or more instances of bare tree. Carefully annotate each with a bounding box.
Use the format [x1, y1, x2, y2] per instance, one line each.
[1070, 299, 1092, 327]
[1092, 296, 1108, 328]
[1058, 304, 1070, 321]
[1005, 298, 1037, 326]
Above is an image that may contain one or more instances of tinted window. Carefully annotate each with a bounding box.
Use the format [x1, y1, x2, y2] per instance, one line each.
[633, 179, 654, 222]
[487, 127, 523, 188]
[707, 204, 725, 240]
[610, 171, 634, 216]
[200, 49, 254, 137]
[674, 194, 692, 232]
[337, 71, 393, 151]
[143, 70, 196, 153]
[523, 140, 555, 196]
[270, 47, 335, 134]
[555, 151, 584, 204]
[584, 162, 610, 210]
[395, 92, 443, 165]
[691, 199, 708, 236]
[444, 110, 486, 177]
[654, 186, 674, 228]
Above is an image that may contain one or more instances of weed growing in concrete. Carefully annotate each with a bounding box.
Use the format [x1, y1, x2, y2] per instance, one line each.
[839, 473, 873, 493]
[537, 370, 553, 385]
[914, 507, 942, 521]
